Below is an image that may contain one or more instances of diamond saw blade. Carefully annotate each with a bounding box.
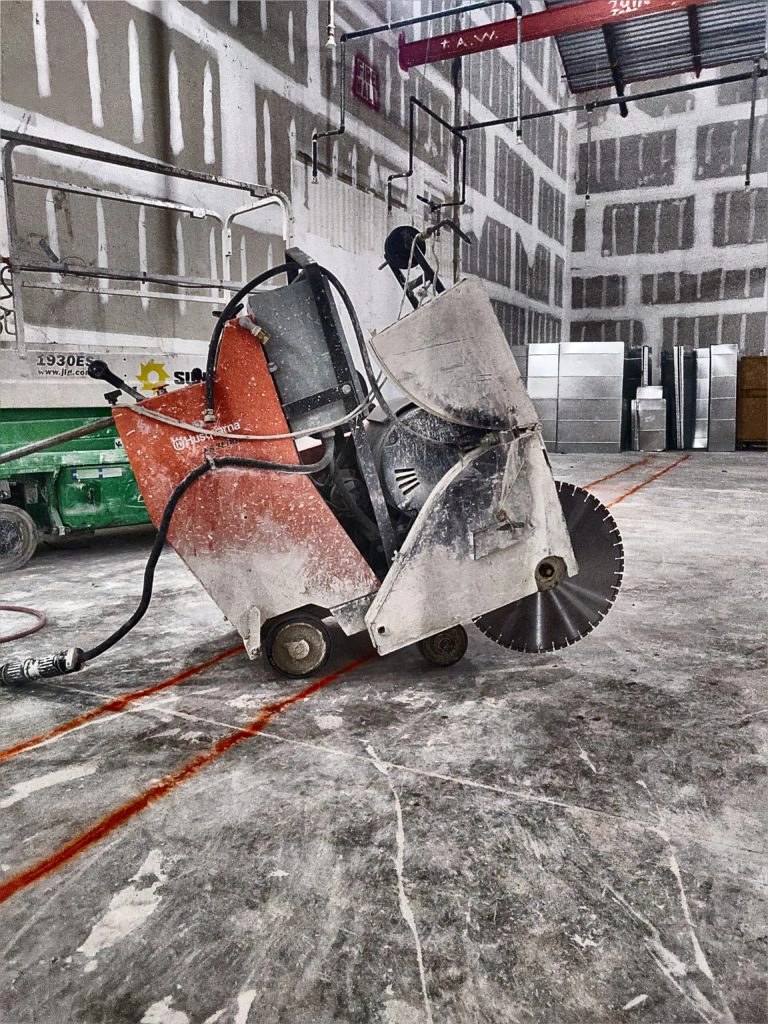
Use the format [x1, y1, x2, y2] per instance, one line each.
[474, 481, 624, 653]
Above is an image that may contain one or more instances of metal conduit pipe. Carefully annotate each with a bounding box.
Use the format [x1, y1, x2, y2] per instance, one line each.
[0, 418, 115, 468]
[744, 58, 763, 188]
[311, 1, 521, 183]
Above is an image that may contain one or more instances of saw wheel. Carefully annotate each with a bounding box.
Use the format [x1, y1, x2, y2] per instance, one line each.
[474, 481, 624, 653]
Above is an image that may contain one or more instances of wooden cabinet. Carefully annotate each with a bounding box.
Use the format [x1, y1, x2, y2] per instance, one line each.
[736, 356, 768, 446]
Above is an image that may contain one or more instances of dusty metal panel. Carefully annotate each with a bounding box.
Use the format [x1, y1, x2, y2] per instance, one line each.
[556, 341, 624, 453]
[365, 432, 576, 655]
[693, 348, 711, 449]
[369, 277, 539, 431]
[708, 343, 738, 450]
[631, 393, 667, 451]
[526, 343, 560, 447]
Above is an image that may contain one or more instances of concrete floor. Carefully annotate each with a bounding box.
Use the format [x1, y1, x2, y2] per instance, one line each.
[0, 452, 765, 1024]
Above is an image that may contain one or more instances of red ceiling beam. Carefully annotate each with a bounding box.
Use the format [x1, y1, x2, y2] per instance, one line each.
[398, 0, 721, 71]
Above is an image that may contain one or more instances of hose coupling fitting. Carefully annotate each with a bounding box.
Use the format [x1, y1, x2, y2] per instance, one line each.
[1, 647, 84, 685]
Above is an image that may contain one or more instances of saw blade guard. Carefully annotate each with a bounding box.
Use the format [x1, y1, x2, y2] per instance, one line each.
[368, 275, 539, 432]
[364, 431, 577, 655]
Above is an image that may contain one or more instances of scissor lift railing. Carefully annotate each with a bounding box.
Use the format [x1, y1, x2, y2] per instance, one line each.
[1, 130, 294, 350]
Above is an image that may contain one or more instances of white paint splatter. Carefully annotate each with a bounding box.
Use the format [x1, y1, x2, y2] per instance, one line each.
[44, 188, 61, 291]
[138, 206, 149, 310]
[180, 730, 208, 744]
[366, 745, 433, 1024]
[227, 694, 261, 710]
[78, 850, 168, 971]
[577, 742, 597, 775]
[605, 883, 721, 1023]
[201, 1012, 225, 1024]
[234, 989, 257, 1024]
[209, 225, 219, 300]
[141, 995, 189, 1024]
[168, 50, 184, 156]
[259, 0, 267, 32]
[32, 0, 51, 98]
[668, 852, 715, 981]
[203, 61, 215, 165]
[314, 713, 343, 731]
[350, 144, 358, 189]
[384, 999, 423, 1024]
[175, 217, 187, 315]
[127, 19, 144, 144]
[228, 0, 238, 27]
[288, 10, 295, 64]
[95, 198, 108, 304]
[268, 869, 288, 878]
[623, 994, 649, 1010]
[71, 0, 103, 127]
[262, 99, 272, 186]
[0, 761, 98, 808]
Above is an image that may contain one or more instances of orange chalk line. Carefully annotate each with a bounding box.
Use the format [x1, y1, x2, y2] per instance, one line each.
[605, 453, 691, 509]
[0, 654, 372, 904]
[582, 453, 656, 490]
[0, 644, 243, 764]
[0, 451, 692, 902]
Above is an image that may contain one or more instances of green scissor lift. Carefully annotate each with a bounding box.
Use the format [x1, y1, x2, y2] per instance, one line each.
[0, 406, 150, 571]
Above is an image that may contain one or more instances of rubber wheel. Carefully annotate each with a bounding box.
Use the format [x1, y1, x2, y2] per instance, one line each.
[417, 625, 468, 667]
[0, 505, 38, 572]
[264, 615, 332, 678]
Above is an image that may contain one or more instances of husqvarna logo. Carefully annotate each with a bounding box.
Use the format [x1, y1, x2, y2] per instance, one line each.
[170, 421, 241, 453]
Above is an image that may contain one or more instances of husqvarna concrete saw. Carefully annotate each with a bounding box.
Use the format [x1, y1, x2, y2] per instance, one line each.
[1, 238, 623, 683]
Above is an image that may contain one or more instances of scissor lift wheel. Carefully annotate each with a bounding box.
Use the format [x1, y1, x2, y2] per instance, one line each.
[0, 505, 38, 572]
[264, 614, 332, 678]
[417, 625, 468, 666]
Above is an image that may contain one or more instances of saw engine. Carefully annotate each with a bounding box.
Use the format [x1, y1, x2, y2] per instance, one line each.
[1, 235, 623, 683]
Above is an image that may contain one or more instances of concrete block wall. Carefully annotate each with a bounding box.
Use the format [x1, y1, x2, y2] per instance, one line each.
[570, 67, 768, 371]
[460, 5, 573, 347]
[0, 0, 573, 359]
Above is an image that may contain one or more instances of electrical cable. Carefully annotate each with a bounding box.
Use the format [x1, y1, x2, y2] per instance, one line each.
[396, 231, 422, 320]
[125, 373, 385, 443]
[82, 439, 335, 663]
[201, 255, 454, 450]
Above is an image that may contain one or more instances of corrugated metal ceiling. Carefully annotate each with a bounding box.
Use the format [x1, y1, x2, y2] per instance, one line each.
[545, 0, 767, 94]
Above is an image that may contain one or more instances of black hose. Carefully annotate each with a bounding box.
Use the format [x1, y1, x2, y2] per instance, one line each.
[80, 438, 335, 664]
[205, 263, 291, 417]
